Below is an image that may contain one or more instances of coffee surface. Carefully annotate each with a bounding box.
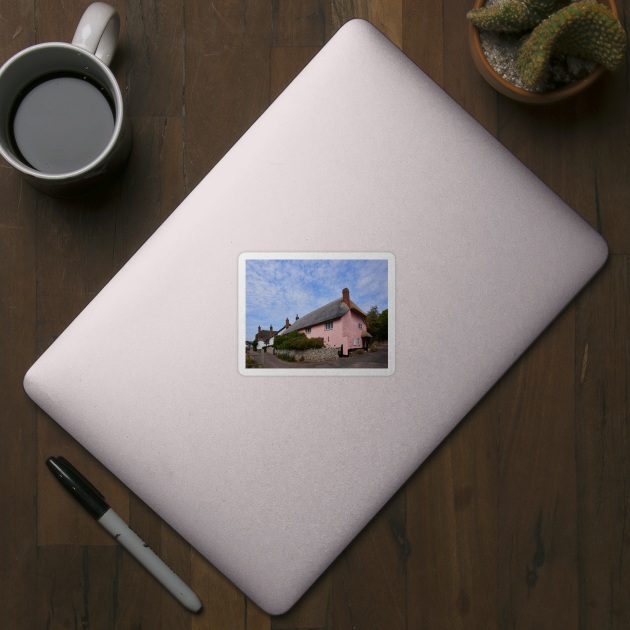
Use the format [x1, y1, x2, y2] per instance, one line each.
[12, 74, 115, 174]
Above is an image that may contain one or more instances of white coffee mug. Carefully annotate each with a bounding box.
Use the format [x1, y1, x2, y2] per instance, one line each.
[0, 2, 132, 197]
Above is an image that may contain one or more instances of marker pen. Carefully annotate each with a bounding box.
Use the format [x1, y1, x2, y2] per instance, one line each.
[46, 456, 202, 613]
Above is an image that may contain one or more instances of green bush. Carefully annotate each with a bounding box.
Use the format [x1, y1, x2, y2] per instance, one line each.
[300, 356, 305, 362]
[276, 352, 296, 362]
[273, 331, 324, 350]
[369, 347, 378, 353]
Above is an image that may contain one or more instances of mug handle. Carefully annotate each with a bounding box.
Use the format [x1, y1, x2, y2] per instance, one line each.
[71, 2, 120, 67]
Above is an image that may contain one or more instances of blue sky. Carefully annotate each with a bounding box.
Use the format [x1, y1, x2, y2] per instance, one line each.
[246, 258, 388, 341]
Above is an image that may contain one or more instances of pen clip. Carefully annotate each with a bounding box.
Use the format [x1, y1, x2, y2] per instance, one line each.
[54, 456, 106, 501]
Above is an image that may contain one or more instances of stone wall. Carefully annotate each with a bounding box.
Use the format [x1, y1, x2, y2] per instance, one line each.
[275, 346, 339, 362]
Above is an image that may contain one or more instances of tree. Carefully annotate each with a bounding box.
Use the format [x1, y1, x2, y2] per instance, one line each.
[252, 339, 258, 351]
[377, 309, 388, 342]
[365, 306, 388, 343]
[367, 305, 380, 326]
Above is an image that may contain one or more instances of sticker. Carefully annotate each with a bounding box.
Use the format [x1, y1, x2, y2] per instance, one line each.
[238, 253, 394, 376]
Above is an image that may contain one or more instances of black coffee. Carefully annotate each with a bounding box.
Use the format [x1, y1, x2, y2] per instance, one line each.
[10, 73, 115, 174]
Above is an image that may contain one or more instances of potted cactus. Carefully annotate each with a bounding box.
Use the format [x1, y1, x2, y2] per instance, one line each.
[467, 0, 627, 102]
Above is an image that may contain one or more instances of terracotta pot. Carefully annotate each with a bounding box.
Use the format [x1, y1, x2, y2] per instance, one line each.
[468, 0, 619, 103]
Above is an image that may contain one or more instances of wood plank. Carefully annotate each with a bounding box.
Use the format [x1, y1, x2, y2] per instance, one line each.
[271, 573, 332, 629]
[0, 0, 36, 56]
[0, 138, 38, 630]
[582, 72, 630, 254]
[407, 391, 499, 629]
[331, 0, 402, 49]
[36, 545, 119, 630]
[1, 2, 624, 629]
[126, 0, 184, 117]
[190, 548, 247, 630]
[271, 0, 332, 46]
[0, 4, 38, 629]
[184, 0, 272, 192]
[36, 0, 123, 45]
[112, 116, 185, 270]
[330, 485, 407, 630]
[443, 0, 497, 132]
[402, 0, 444, 88]
[270, 47, 321, 103]
[159, 117, 187, 220]
[109, 494, 192, 629]
[496, 97, 598, 222]
[497, 305, 578, 628]
[575, 256, 630, 629]
[247, 599, 272, 630]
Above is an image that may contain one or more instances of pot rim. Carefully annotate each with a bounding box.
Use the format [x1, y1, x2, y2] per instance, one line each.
[468, 0, 618, 103]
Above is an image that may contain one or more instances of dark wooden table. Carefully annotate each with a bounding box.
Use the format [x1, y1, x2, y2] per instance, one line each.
[1, 1, 628, 628]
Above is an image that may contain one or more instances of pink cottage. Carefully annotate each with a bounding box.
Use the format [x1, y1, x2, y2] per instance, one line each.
[278, 288, 371, 356]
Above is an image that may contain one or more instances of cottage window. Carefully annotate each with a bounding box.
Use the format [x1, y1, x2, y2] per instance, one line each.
[325, 321, 333, 330]
[359, 323, 362, 330]
[306, 327, 311, 333]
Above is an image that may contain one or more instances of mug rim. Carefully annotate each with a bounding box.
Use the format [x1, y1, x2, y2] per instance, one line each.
[0, 41, 125, 181]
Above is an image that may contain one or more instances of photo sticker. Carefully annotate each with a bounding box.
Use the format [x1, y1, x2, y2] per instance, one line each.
[238, 253, 394, 376]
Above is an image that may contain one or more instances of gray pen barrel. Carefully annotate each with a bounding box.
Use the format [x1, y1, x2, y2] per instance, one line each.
[98, 508, 202, 612]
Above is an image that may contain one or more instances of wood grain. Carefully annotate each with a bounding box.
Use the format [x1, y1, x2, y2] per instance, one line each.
[190, 549, 247, 630]
[443, 0, 497, 131]
[125, 0, 184, 117]
[497, 304, 579, 629]
[331, 486, 408, 630]
[407, 391, 498, 629]
[0, 4, 38, 629]
[1, 0, 629, 627]
[112, 116, 185, 270]
[113, 495, 193, 629]
[332, 0, 403, 48]
[271, 573, 332, 629]
[576, 256, 630, 629]
[36, 545, 119, 630]
[184, 0, 272, 192]
[271, 0, 332, 46]
[270, 47, 322, 103]
[0, 157, 38, 630]
[403, 0, 444, 88]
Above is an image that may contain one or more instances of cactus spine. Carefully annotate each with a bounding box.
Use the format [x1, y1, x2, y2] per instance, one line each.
[516, 1, 627, 85]
[467, 0, 568, 33]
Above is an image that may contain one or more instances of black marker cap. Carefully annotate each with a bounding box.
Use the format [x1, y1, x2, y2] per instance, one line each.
[46, 456, 110, 519]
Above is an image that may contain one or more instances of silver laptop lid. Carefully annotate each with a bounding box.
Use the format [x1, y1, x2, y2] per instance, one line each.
[24, 19, 607, 614]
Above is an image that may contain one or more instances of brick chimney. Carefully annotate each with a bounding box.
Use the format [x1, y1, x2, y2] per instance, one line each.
[286, 318, 290, 327]
[342, 287, 350, 307]
[296, 314, 299, 320]
[258, 325, 261, 334]
[270, 325, 273, 337]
